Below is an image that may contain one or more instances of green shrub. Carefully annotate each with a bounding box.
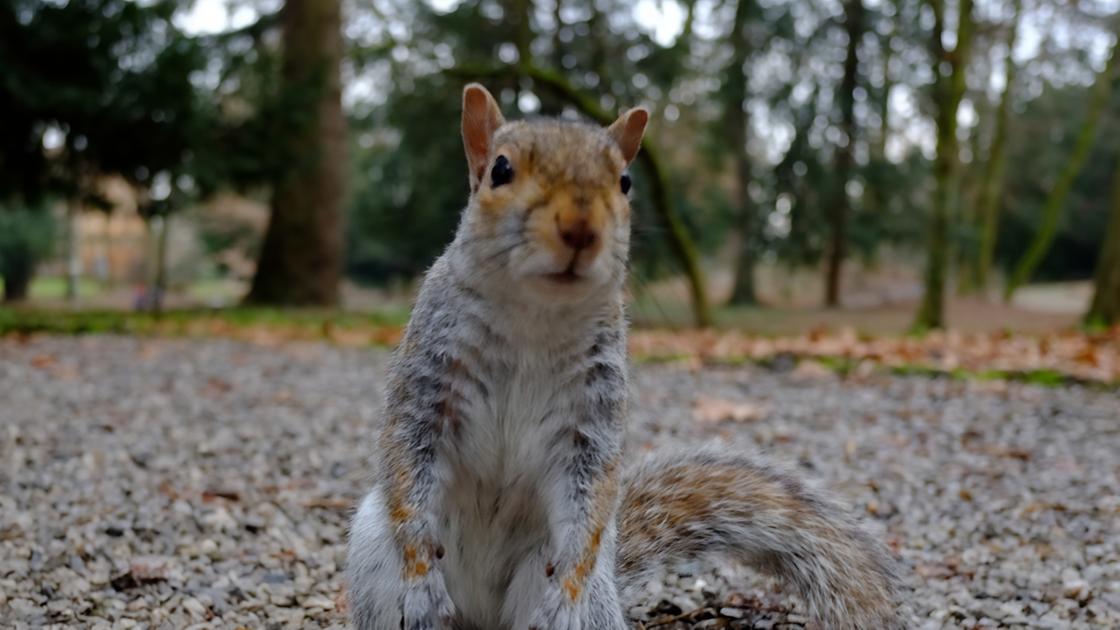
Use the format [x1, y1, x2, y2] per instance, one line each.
[0, 208, 55, 302]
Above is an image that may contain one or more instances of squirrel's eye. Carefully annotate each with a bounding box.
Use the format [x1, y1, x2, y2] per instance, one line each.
[491, 155, 513, 188]
[620, 173, 631, 195]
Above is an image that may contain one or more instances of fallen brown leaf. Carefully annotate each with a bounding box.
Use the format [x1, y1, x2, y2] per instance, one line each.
[304, 497, 353, 510]
[692, 397, 768, 423]
[201, 489, 241, 502]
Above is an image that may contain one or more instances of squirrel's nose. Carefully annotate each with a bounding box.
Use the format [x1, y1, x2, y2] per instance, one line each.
[559, 219, 597, 251]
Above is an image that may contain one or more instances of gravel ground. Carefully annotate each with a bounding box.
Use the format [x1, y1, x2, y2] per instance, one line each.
[1, 335, 1117, 629]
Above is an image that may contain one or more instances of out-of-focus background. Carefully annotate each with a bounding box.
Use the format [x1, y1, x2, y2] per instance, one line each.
[0, 0, 1117, 339]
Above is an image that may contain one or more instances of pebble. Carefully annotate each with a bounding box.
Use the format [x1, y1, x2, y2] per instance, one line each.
[1, 335, 1118, 628]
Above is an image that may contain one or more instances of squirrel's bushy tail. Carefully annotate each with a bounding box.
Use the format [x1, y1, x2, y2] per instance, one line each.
[616, 451, 903, 629]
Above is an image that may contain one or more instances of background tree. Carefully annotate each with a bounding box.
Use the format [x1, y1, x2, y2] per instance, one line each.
[724, 0, 760, 306]
[824, 0, 866, 307]
[972, 0, 1022, 294]
[2, 0, 1118, 333]
[0, 0, 215, 305]
[1086, 152, 1120, 327]
[915, 0, 975, 330]
[0, 208, 54, 302]
[247, 0, 348, 306]
[1003, 33, 1119, 301]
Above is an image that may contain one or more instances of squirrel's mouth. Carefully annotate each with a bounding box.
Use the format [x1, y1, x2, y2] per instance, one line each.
[544, 270, 581, 284]
[543, 258, 584, 284]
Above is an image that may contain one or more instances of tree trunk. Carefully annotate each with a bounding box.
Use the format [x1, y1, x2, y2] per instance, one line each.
[643, 143, 712, 326]
[974, 0, 1021, 294]
[247, 0, 347, 306]
[513, 0, 531, 67]
[1086, 154, 1120, 327]
[551, 0, 564, 69]
[824, 0, 864, 307]
[955, 101, 987, 295]
[586, 0, 610, 89]
[728, 232, 757, 305]
[914, 0, 974, 330]
[65, 199, 79, 302]
[1, 262, 33, 302]
[151, 215, 170, 313]
[876, 33, 892, 160]
[1004, 35, 1119, 301]
[726, 0, 758, 306]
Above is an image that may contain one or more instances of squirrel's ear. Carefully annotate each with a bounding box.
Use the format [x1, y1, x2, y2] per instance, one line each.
[607, 107, 649, 165]
[462, 83, 505, 191]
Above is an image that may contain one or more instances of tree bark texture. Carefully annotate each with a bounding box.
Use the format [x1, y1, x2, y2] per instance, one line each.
[247, 0, 347, 306]
[974, 0, 1021, 293]
[1086, 152, 1120, 326]
[726, 0, 759, 306]
[915, 0, 974, 330]
[824, 0, 865, 307]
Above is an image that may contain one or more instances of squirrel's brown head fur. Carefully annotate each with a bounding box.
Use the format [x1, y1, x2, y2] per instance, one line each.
[457, 83, 648, 305]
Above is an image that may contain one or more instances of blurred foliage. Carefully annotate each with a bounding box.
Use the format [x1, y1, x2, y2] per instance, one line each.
[337, 0, 995, 288]
[347, 74, 466, 282]
[0, 206, 55, 302]
[0, 0, 216, 208]
[0, 0, 1117, 312]
[1000, 81, 1120, 281]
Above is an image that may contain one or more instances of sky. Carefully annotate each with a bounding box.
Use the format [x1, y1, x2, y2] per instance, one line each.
[177, 0, 687, 44]
[176, 0, 281, 35]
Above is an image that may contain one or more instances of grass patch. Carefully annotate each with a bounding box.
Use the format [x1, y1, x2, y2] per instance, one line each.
[632, 348, 1114, 390]
[2, 277, 106, 300]
[632, 351, 696, 365]
[885, 364, 1103, 388]
[0, 307, 411, 346]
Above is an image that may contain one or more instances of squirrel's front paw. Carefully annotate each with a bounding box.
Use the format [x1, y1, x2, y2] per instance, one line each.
[401, 575, 456, 630]
[527, 583, 582, 630]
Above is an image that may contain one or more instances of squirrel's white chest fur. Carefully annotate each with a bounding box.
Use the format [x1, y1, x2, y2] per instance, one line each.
[438, 347, 579, 624]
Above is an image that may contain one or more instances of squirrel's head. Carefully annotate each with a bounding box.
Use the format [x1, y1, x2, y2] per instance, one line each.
[455, 83, 648, 306]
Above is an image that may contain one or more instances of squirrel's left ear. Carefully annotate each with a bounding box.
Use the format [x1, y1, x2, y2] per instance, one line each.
[607, 107, 649, 165]
[462, 83, 506, 191]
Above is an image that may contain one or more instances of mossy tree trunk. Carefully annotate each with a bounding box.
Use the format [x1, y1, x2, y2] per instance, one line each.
[914, 0, 974, 330]
[824, 0, 865, 307]
[1086, 153, 1120, 327]
[974, 0, 1022, 294]
[876, 32, 892, 160]
[726, 0, 759, 306]
[247, 0, 347, 306]
[955, 100, 988, 295]
[1003, 35, 1119, 302]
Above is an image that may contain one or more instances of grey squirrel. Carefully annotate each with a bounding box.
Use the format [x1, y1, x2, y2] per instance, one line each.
[346, 84, 903, 630]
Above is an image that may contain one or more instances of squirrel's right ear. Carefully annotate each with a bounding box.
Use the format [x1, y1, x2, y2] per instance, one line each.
[607, 107, 649, 165]
[462, 83, 506, 191]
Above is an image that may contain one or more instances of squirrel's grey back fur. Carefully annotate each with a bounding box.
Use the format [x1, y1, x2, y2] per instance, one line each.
[345, 85, 904, 630]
